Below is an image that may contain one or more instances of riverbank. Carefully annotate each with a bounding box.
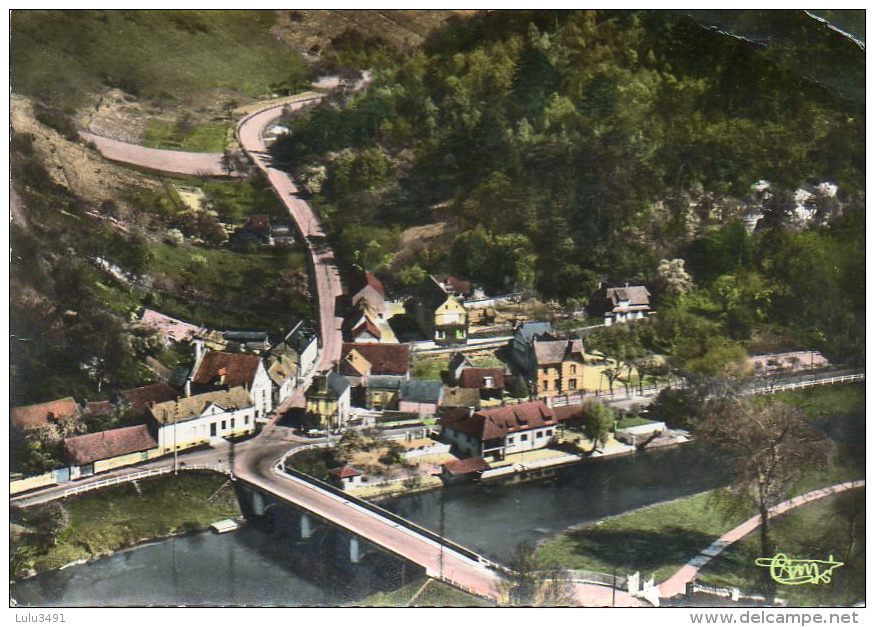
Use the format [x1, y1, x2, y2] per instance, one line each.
[11, 471, 239, 580]
[355, 577, 494, 607]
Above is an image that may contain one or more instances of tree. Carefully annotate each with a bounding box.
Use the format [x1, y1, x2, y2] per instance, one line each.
[29, 502, 71, 546]
[581, 399, 614, 452]
[697, 399, 833, 596]
[657, 258, 693, 296]
[499, 541, 573, 606]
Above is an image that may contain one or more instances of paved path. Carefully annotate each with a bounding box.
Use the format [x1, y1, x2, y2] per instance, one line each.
[79, 131, 233, 178]
[658, 480, 865, 599]
[235, 97, 344, 372]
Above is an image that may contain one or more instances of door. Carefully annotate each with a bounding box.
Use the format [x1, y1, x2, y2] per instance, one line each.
[210, 422, 217, 437]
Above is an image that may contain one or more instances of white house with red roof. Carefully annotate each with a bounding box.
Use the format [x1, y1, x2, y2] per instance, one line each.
[191, 349, 273, 419]
[438, 400, 558, 460]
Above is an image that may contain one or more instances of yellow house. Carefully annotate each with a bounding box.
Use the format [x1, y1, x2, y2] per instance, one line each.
[305, 372, 352, 428]
[410, 275, 469, 346]
[434, 295, 467, 344]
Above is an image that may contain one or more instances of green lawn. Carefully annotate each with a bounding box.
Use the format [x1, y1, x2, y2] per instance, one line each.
[762, 384, 865, 421]
[411, 355, 447, 381]
[11, 10, 311, 109]
[12, 472, 238, 578]
[143, 120, 229, 153]
[356, 578, 494, 607]
[616, 416, 655, 429]
[537, 490, 754, 582]
[162, 175, 290, 224]
[698, 490, 865, 606]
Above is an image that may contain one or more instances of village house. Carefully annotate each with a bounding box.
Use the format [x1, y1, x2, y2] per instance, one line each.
[590, 284, 652, 326]
[363, 375, 402, 410]
[438, 400, 558, 461]
[329, 465, 364, 490]
[62, 424, 159, 479]
[350, 270, 387, 320]
[440, 387, 482, 412]
[531, 337, 587, 397]
[118, 382, 180, 418]
[440, 456, 491, 483]
[449, 352, 475, 382]
[457, 367, 506, 399]
[221, 330, 271, 354]
[266, 351, 298, 406]
[340, 342, 410, 382]
[11, 397, 81, 431]
[511, 320, 555, 375]
[398, 380, 445, 415]
[191, 347, 273, 420]
[408, 275, 469, 346]
[147, 386, 256, 453]
[280, 320, 319, 381]
[305, 372, 352, 428]
[345, 271, 399, 343]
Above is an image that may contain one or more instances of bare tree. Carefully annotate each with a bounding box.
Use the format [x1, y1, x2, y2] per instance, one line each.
[498, 541, 574, 606]
[697, 399, 833, 594]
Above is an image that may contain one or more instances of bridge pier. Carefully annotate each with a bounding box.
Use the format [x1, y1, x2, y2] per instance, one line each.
[300, 512, 313, 539]
[349, 537, 361, 563]
[252, 490, 266, 516]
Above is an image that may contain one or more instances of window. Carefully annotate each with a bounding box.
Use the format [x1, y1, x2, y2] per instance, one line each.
[569, 379, 577, 390]
[231, 418, 235, 429]
[484, 376, 494, 388]
[546, 429, 553, 437]
[221, 420, 227, 430]
[536, 430, 543, 438]
[210, 423, 216, 437]
[570, 365, 577, 375]
[245, 415, 249, 425]
[507, 436, 515, 444]
[436, 330, 446, 340]
[521, 434, 528, 442]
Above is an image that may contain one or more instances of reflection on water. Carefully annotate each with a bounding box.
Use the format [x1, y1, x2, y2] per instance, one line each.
[384, 443, 729, 561]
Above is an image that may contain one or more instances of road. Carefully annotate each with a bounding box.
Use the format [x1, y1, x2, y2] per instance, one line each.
[235, 97, 344, 372]
[79, 131, 233, 178]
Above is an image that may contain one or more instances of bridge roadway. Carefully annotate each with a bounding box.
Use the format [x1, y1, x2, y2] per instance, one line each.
[235, 97, 344, 372]
[232, 428, 502, 600]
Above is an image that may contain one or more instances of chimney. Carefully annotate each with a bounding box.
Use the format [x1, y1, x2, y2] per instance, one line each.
[193, 339, 204, 369]
[185, 377, 192, 398]
[217, 367, 227, 386]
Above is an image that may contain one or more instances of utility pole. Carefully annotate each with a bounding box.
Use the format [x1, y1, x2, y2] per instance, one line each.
[173, 400, 179, 476]
[439, 483, 446, 581]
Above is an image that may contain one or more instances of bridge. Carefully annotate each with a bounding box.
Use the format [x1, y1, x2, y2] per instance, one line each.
[232, 433, 503, 600]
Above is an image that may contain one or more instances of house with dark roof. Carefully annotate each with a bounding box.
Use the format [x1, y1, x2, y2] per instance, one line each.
[408, 275, 468, 346]
[266, 352, 298, 406]
[147, 386, 256, 452]
[341, 342, 410, 380]
[458, 367, 506, 398]
[118, 382, 179, 416]
[11, 397, 80, 431]
[532, 338, 587, 397]
[590, 283, 652, 326]
[449, 352, 475, 382]
[399, 380, 445, 416]
[441, 456, 490, 482]
[432, 275, 472, 299]
[191, 350, 273, 420]
[62, 424, 159, 479]
[305, 372, 352, 428]
[512, 321, 555, 375]
[438, 400, 558, 461]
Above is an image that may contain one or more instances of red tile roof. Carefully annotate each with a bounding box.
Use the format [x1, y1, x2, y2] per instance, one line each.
[119, 383, 179, 411]
[442, 457, 490, 476]
[440, 401, 556, 441]
[352, 270, 386, 298]
[63, 424, 158, 465]
[342, 342, 410, 376]
[435, 275, 472, 296]
[330, 466, 362, 478]
[193, 351, 261, 387]
[11, 397, 80, 430]
[458, 367, 505, 389]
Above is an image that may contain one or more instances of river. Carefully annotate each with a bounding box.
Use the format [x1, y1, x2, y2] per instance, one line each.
[12, 443, 727, 606]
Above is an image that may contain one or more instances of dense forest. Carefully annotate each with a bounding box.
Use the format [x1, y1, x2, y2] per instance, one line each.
[274, 9, 865, 365]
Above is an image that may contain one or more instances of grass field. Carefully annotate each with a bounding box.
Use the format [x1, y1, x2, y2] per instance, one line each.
[761, 383, 865, 420]
[537, 491, 754, 582]
[356, 578, 493, 607]
[143, 120, 229, 153]
[12, 472, 238, 578]
[11, 10, 311, 109]
[411, 355, 447, 381]
[698, 490, 865, 606]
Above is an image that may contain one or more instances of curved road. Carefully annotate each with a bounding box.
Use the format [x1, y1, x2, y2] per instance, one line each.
[658, 480, 866, 599]
[235, 97, 344, 372]
[79, 131, 232, 178]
